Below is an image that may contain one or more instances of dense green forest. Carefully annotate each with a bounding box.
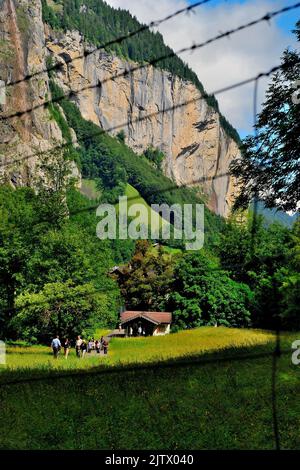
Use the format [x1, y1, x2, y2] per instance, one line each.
[0, 77, 225, 342]
[116, 213, 300, 331]
[0, 63, 298, 342]
[231, 21, 300, 213]
[0, 85, 298, 341]
[41, 0, 240, 143]
[0, 180, 136, 343]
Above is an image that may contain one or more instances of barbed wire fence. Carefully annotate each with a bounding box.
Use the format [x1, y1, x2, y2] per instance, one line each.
[251, 74, 282, 451]
[1, 61, 298, 173]
[0, 0, 216, 91]
[1, 2, 300, 122]
[0, 0, 299, 450]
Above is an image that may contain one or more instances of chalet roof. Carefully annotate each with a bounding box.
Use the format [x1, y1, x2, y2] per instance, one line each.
[120, 311, 172, 326]
[109, 265, 128, 275]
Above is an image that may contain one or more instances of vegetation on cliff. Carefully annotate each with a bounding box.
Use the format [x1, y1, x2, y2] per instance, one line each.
[231, 22, 300, 213]
[41, 0, 240, 143]
[1, 78, 299, 341]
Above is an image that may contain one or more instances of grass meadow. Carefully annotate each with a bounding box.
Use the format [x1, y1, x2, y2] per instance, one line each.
[0, 327, 299, 450]
[117, 184, 171, 233]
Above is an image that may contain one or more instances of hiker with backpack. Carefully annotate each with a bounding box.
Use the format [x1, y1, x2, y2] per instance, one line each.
[51, 335, 61, 359]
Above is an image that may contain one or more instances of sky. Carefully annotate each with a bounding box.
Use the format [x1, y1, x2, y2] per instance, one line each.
[105, 0, 299, 137]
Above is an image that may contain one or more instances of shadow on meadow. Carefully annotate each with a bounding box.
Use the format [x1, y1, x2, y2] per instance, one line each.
[0, 329, 299, 450]
[0, 336, 292, 386]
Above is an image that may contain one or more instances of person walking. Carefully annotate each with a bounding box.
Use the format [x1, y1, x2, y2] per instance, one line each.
[75, 336, 83, 358]
[81, 339, 87, 358]
[102, 339, 109, 355]
[63, 338, 71, 359]
[87, 339, 93, 354]
[51, 335, 61, 359]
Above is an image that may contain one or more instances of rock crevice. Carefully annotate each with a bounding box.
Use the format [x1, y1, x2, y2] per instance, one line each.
[0, 1, 239, 216]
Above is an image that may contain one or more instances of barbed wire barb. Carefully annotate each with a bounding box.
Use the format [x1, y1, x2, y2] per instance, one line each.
[1, 58, 299, 172]
[0, 0, 216, 91]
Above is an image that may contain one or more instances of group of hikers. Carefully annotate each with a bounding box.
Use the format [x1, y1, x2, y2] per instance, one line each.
[50, 335, 109, 359]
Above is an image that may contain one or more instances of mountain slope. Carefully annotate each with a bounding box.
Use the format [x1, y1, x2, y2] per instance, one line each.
[46, 28, 240, 216]
[42, 0, 239, 143]
[0, 0, 240, 217]
[253, 201, 299, 228]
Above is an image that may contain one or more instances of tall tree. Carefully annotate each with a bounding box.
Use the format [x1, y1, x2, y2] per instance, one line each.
[34, 147, 75, 227]
[231, 22, 300, 213]
[170, 252, 253, 329]
[116, 241, 173, 311]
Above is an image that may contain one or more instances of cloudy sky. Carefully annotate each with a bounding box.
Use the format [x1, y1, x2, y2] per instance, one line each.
[105, 0, 299, 137]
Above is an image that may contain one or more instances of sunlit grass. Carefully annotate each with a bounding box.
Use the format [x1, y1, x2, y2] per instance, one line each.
[2, 327, 277, 374]
[116, 184, 171, 233]
[1, 327, 299, 450]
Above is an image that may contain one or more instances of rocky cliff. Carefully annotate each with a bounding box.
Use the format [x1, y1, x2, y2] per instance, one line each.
[0, 0, 62, 184]
[0, 0, 79, 186]
[0, 0, 239, 216]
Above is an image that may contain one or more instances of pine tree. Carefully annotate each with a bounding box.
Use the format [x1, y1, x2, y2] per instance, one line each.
[231, 22, 300, 213]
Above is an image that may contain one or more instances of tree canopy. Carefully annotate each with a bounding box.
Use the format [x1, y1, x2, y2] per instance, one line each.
[231, 22, 300, 213]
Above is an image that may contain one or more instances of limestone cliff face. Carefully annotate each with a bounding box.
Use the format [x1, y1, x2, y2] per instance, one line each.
[0, 0, 79, 186]
[47, 30, 239, 216]
[0, 0, 239, 216]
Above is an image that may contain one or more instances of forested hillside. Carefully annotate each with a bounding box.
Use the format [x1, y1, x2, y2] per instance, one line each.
[1, 69, 299, 342]
[0, 1, 299, 344]
[55, 85, 224, 247]
[41, 0, 240, 142]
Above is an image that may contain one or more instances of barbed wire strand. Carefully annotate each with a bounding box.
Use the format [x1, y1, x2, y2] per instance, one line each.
[1, 2, 300, 122]
[0, 60, 297, 243]
[1, 60, 298, 175]
[0, 0, 216, 90]
[0, 6, 293, 449]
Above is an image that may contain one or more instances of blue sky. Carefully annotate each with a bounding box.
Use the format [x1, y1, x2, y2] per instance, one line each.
[195, 0, 298, 38]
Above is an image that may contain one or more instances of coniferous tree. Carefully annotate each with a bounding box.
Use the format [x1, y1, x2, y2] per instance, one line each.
[231, 22, 300, 213]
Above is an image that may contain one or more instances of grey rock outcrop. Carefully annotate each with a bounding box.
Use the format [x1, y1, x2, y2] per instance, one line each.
[0, 0, 239, 216]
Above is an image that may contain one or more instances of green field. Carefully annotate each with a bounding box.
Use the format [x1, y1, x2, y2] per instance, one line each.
[0, 327, 299, 450]
[80, 181, 171, 235]
[117, 184, 171, 234]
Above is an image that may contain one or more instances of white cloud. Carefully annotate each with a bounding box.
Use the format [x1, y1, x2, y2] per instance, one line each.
[106, 0, 298, 135]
